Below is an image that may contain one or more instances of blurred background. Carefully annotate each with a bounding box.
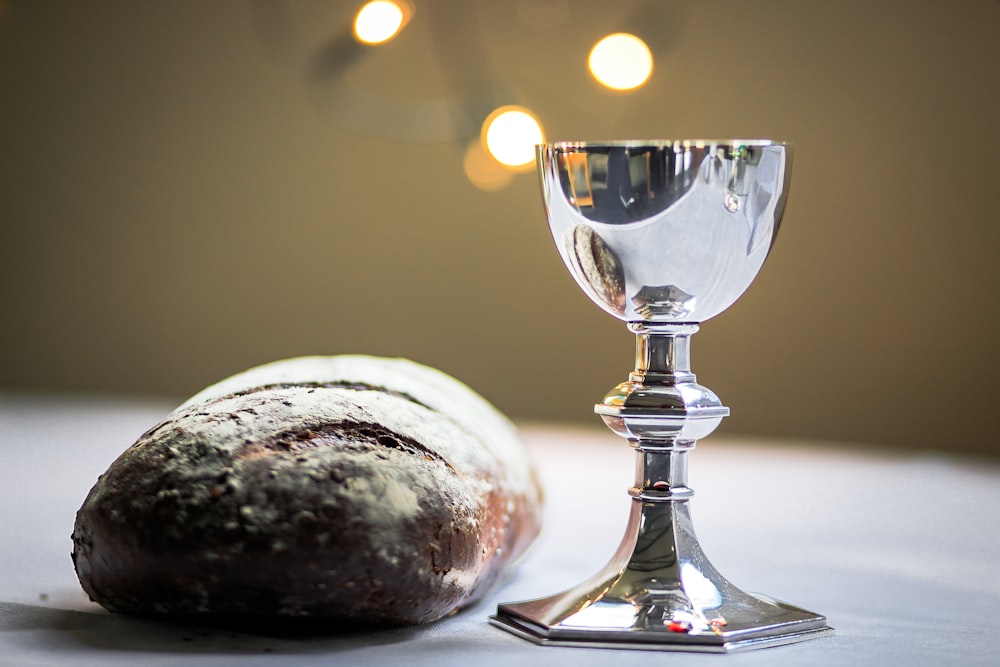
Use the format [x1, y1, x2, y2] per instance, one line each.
[1, 0, 998, 457]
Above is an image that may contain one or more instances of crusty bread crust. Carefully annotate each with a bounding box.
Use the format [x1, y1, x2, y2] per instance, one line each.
[72, 356, 542, 624]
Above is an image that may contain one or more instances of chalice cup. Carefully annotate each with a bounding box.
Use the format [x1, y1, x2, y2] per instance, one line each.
[490, 140, 832, 652]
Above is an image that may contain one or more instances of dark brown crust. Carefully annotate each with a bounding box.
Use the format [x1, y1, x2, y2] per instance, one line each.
[71, 384, 541, 625]
[235, 422, 456, 473]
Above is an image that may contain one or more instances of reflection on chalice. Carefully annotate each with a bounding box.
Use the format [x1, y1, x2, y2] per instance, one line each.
[490, 140, 833, 652]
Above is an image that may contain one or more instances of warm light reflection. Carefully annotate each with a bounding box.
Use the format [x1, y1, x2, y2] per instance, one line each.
[561, 601, 637, 629]
[482, 106, 544, 169]
[588, 33, 653, 91]
[680, 562, 723, 611]
[354, 1, 406, 44]
[464, 139, 515, 192]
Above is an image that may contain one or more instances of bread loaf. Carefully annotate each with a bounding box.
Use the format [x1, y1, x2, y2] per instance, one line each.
[71, 355, 542, 624]
[566, 225, 626, 315]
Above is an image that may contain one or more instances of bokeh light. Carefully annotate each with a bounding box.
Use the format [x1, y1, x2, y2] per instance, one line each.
[353, 1, 407, 45]
[482, 106, 544, 169]
[588, 33, 653, 91]
[464, 139, 515, 192]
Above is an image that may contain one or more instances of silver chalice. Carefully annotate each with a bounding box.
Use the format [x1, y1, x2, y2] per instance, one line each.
[490, 140, 832, 652]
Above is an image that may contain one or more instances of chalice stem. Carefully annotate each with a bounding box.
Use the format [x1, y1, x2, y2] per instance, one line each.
[630, 322, 698, 384]
[492, 325, 831, 650]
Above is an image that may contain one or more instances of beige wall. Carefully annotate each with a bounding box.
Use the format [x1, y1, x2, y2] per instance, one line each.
[2, 1, 998, 457]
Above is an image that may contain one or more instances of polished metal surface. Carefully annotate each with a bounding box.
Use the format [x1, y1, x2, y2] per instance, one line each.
[491, 139, 832, 652]
[538, 140, 791, 323]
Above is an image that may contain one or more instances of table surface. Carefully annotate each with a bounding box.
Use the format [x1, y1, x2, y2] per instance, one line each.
[2, 393, 999, 666]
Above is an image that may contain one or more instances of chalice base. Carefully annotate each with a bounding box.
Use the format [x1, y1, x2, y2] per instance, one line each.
[490, 498, 832, 653]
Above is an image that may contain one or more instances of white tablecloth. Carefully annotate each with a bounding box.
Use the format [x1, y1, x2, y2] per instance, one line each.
[2, 394, 998, 666]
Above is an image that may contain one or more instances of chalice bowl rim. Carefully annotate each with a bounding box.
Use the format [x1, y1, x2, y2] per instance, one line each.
[540, 137, 789, 150]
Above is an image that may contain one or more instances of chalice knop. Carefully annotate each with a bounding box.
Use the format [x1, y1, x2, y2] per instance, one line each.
[490, 140, 832, 652]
